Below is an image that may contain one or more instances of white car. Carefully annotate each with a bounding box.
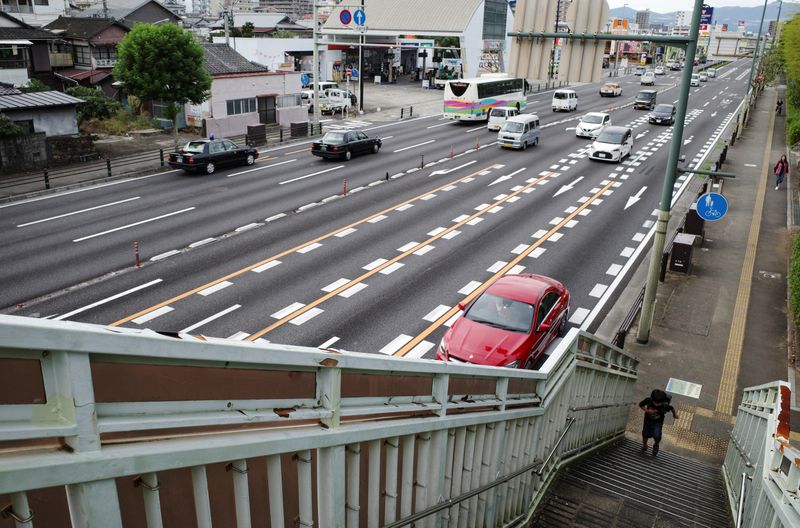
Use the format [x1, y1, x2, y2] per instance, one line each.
[575, 112, 611, 139]
[707, 68, 717, 78]
[641, 72, 656, 85]
[699, 72, 708, 82]
[654, 66, 665, 75]
[588, 126, 633, 163]
[690, 73, 700, 87]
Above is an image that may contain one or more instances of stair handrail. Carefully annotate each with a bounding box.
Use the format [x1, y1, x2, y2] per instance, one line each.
[570, 401, 636, 412]
[729, 432, 754, 468]
[536, 416, 577, 476]
[735, 472, 752, 528]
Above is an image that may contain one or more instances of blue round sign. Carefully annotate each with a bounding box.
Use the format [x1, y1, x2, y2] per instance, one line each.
[300, 73, 309, 86]
[696, 192, 729, 221]
[354, 9, 366, 26]
[339, 9, 352, 25]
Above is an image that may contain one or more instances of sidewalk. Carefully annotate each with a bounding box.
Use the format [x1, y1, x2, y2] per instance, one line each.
[597, 86, 798, 465]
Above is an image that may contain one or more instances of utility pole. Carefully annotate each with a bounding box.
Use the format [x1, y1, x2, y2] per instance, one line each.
[746, 0, 769, 105]
[312, 0, 321, 128]
[636, 0, 706, 344]
[772, 0, 784, 48]
[358, 0, 364, 113]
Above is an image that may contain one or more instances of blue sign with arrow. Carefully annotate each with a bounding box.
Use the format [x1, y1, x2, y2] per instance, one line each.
[300, 73, 309, 86]
[696, 192, 728, 221]
[354, 9, 366, 26]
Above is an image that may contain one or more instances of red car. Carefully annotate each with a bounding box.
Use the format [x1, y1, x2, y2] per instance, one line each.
[436, 274, 570, 369]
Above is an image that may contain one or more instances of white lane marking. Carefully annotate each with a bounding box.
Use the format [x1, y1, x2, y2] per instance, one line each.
[442, 230, 461, 240]
[189, 238, 215, 248]
[487, 261, 507, 273]
[364, 258, 388, 270]
[266, 213, 287, 222]
[549, 233, 563, 242]
[340, 282, 368, 298]
[424, 305, 451, 322]
[297, 242, 322, 254]
[632, 232, 646, 242]
[335, 227, 357, 237]
[607, 263, 623, 276]
[506, 264, 526, 275]
[319, 336, 340, 349]
[252, 260, 281, 273]
[393, 139, 435, 153]
[466, 125, 485, 133]
[589, 284, 608, 298]
[380, 334, 413, 355]
[406, 340, 435, 359]
[398, 242, 419, 252]
[272, 302, 305, 319]
[17, 197, 140, 227]
[427, 122, 452, 129]
[444, 312, 459, 327]
[291, 307, 324, 325]
[368, 215, 388, 223]
[459, 281, 482, 295]
[323, 278, 351, 292]
[428, 227, 447, 236]
[132, 305, 174, 325]
[532, 229, 548, 239]
[72, 207, 195, 242]
[568, 307, 590, 325]
[198, 281, 233, 297]
[180, 304, 241, 333]
[227, 158, 296, 177]
[453, 214, 470, 222]
[549, 217, 564, 225]
[421, 194, 437, 201]
[228, 331, 250, 340]
[511, 244, 528, 255]
[395, 203, 414, 211]
[0, 170, 176, 210]
[279, 165, 344, 185]
[236, 223, 261, 232]
[429, 160, 477, 177]
[150, 250, 181, 261]
[380, 262, 405, 274]
[380, 136, 394, 141]
[528, 247, 546, 258]
[488, 206, 503, 214]
[466, 218, 483, 226]
[414, 245, 435, 255]
[53, 279, 163, 321]
[744, 163, 757, 167]
[620, 247, 635, 258]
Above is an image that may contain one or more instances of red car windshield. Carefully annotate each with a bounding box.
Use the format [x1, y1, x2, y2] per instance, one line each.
[465, 293, 534, 333]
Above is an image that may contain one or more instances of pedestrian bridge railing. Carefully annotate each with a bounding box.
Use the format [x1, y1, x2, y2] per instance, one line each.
[722, 381, 800, 528]
[0, 314, 638, 527]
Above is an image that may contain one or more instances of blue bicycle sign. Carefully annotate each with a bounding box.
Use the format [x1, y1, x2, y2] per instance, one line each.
[696, 192, 728, 222]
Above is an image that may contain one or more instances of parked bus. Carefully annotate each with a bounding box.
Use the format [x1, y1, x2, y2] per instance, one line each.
[443, 76, 530, 121]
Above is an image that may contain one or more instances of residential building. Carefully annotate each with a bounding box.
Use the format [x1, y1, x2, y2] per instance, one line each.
[674, 10, 691, 28]
[213, 12, 309, 36]
[0, 11, 58, 87]
[0, 0, 67, 27]
[0, 88, 82, 135]
[259, 0, 310, 19]
[43, 16, 128, 95]
[768, 20, 777, 36]
[74, 0, 181, 27]
[635, 9, 649, 30]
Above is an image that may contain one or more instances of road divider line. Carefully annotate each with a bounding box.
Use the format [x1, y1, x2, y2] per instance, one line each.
[393, 139, 435, 153]
[109, 163, 503, 327]
[17, 196, 141, 227]
[53, 279, 163, 321]
[72, 207, 196, 242]
[426, 122, 452, 129]
[228, 159, 296, 177]
[180, 304, 241, 334]
[279, 165, 344, 185]
[392, 179, 617, 358]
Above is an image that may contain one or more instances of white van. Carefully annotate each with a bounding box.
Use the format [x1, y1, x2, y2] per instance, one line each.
[552, 89, 578, 112]
[498, 114, 540, 150]
[487, 107, 520, 131]
[320, 88, 352, 113]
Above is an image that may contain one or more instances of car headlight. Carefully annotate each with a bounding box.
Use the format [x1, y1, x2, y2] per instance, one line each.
[504, 360, 520, 368]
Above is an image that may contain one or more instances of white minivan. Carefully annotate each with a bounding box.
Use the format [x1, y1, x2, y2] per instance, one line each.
[487, 107, 520, 131]
[552, 89, 578, 112]
[498, 114, 540, 150]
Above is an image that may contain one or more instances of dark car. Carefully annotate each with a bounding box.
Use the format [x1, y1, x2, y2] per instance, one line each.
[649, 103, 676, 125]
[311, 130, 381, 161]
[168, 138, 258, 174]
[436, 274, 570, 369]
[634, 89, 657, 110]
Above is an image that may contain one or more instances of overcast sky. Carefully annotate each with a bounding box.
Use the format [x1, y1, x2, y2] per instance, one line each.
[607, 0, 795, 11]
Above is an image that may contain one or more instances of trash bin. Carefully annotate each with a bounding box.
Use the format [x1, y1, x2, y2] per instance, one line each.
[246, 124, 266, 146]
[669, 233, 697, 274]
[684, 202, 705, 245]
[290, 121, 309, 138]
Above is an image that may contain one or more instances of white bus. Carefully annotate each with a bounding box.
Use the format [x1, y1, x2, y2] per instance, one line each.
[443, 76, 530, 121]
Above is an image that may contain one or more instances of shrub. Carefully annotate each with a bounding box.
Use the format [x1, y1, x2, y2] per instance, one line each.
[65, 86, 122, 123]
[19, 79, 49, 93]
[787, 104, 800, 146]
[0, 113, 23, 137]
[790, 235, 800, 327]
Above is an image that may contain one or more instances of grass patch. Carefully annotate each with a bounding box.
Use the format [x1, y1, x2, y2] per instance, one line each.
[790, 235, 800, 326]
[81, 109, 157, 136]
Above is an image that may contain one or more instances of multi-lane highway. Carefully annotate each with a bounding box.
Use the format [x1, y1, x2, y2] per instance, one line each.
[2, 59, 750, 361]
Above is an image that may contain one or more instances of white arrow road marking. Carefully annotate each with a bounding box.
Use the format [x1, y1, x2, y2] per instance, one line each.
[635, 130, 649, 140]
[488, 168, 526, 186]
[625, 186, 647, 210]
[711, 111, 718, 117]
[553, 176, 584, 197]
[684, 136, 693, 145]
[428, 160, 477, 177]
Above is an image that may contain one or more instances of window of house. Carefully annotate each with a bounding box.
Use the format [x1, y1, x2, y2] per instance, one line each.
[225, 97, 257, 116]
[276, 94, 300, 108]
[73, 46, 91, 66]
[93, 47, 117, 61]
[34, 0, 49, 6]
[12, 120, 34, 134]
[0, 45, 28, 69]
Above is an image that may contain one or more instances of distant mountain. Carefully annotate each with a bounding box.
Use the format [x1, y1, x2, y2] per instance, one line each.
[609, 2, 800, 33]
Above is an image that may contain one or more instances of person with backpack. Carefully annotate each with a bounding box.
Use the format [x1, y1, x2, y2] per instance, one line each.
[639, 389, 679, 455]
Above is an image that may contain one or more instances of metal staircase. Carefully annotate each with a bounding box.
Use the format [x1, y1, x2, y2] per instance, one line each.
[532, 438, 732, 527]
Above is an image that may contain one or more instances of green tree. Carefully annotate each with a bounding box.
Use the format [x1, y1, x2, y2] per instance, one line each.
[113, 23, 211, 144]
[19, 78, 49, 93]
[270, 29, 296, 38]
[241, 21, 254, 38]
[65, 86, 121, 123]
[0, 113, 23, 137]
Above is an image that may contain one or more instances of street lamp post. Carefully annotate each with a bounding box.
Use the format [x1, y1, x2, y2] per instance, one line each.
[745, 0, 769, 107]
[636, 0, 706, 344]
[312, 1, 321, 128]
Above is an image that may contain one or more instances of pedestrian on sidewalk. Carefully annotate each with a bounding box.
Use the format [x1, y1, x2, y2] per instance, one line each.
[639, 389, 679, 456]
[776, 98, 783, 116]
[775, 154, 789, 191]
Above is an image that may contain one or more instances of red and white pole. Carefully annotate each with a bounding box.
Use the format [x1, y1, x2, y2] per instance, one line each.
[134, 241, 140, 268]
[343, 175, 347, 196]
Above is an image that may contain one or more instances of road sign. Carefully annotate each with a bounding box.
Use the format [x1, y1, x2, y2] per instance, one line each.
[354, 8, 366, 26]
[700, 4, 714, 25]
[300, 73, 309, 86]
[350, 67, 359, 80]
[696, 192, 728, 221]
[339, 9, 352, 25]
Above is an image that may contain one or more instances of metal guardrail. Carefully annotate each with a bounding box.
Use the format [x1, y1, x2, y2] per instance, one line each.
[0, 315, 638, 527]
[722, 381, 800, 527]
[613, 285, 646, 349]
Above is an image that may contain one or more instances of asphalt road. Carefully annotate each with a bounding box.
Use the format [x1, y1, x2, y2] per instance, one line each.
[4, 59, 750, 361]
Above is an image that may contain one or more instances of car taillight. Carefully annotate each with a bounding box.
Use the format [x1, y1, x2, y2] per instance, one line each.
[331, 146, 339, 151]
[186, 157, 193, 164]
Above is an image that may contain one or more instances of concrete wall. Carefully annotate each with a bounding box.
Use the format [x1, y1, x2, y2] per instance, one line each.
[4, 68, 29, 87]
[203, 112, 261, 139]
[206, 73, 302, 118]
[6, 106, 79, 136]
[0, 133, 46, 173]
[276, 105, 307, 126]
